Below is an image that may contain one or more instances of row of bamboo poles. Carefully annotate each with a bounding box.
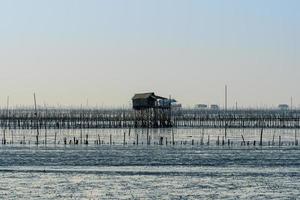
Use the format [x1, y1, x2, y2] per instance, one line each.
[0, 108, 300, 129]
[1, 128, 299, 147]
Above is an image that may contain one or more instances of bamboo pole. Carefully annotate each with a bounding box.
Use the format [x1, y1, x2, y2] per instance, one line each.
[172, 128, 174, 145]
[259, 128, 263, 146]
[123, 132, 126, 145]
[34, 93, 39, 145]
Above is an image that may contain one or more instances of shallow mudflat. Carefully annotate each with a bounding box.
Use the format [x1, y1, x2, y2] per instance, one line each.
[0, 145, 299, 199]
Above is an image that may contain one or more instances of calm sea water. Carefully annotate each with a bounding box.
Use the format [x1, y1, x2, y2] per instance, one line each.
[0, 128, 299, 199]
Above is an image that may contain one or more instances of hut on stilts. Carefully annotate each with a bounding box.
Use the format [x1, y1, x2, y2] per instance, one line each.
[132, 92, 171, 128]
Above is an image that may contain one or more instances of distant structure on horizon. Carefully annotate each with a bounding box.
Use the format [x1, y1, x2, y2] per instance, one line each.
[195, 104, 208, 109]
[195, 104, 219, 110]
[278, 104, 289, 110]
[210, 104, 220, 110]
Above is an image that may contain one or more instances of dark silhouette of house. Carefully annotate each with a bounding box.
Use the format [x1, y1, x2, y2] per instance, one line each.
[132, 92, 171, 128]
[132, 92, 167, 110]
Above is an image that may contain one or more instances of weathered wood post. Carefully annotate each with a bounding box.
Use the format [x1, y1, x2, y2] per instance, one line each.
[146, 128, 149, 145]
[80, 129, 83, 145]
[54, 132, 57, 145]
[34, 93, 39, 145]
[201, 129, 204, 145]
[159, 137, 163, 145]
[3, 96, 10, 145]
[295, 129, 298, 146]
[11, 130, 13, 144]
[225, 123, 227, 138]
[207, 135, 210, 145]
[172, 129, 175, 145]
[85, 134, 88, 145]
[123, 132, 126, 145]
[241, 135, 245, 146]
[279, 135, 281, 147]
[148, 135, 151, 145]
[259, 128, 263, 146]
[44, 107, 47, 145]
[3, 131, 6, 145]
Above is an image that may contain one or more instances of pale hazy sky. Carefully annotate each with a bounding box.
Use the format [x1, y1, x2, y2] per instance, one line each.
[0, 0, 299, 108]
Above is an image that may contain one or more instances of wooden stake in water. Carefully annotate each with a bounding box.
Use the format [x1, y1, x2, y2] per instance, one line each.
[80, 129, 83, 145]
[259, 128, 263, 146]
[295, 129, 298, 145]
[146, 128, 149, 145]
[11, 130, 13, 144]
[2, 130, 5, 145]
[44, 105, 47, 145]
[123, 132, 126, 145]
[3, 96, 9, 145]
[225, 123, 227, 138]
[159, 137, 163, 145]
[201, 129, 204, 145]
[172, 128, 175, 145]
[279, 135, 281, 147]
[241, 135, 245, 146]
[34, 93, 39, 145]
[80, 105, 83, 144]
[207, 135, 210, 145]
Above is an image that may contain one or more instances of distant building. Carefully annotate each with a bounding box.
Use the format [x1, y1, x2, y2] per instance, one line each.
[132, 92, 167, 110]
[159, 98, 182, 111]
[196, 104, 208, 109]
[278, 104, 289, 110]
[132, 92, 171, 128]
[158, 98, 177, 107]
[210, 104, 219, 110]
